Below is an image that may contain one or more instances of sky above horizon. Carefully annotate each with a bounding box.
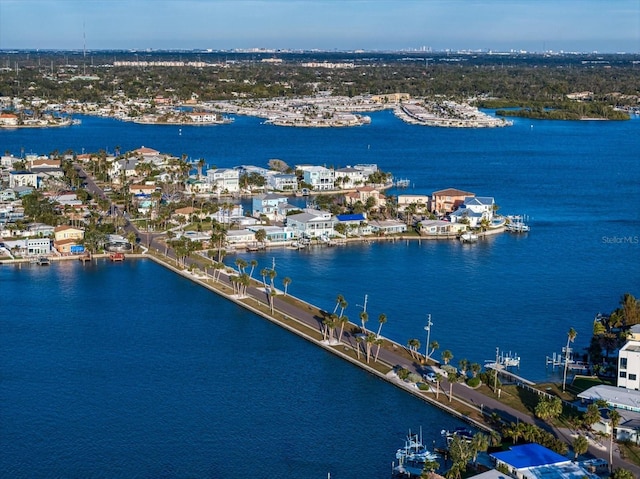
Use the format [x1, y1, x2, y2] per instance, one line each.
[0, 0, 638, 53]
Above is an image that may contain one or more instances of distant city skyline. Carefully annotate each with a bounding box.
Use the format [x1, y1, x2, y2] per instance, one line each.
[0, 0, 638, 53]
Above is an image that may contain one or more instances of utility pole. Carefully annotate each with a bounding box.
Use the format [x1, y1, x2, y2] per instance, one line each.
[424, 314, 433, 360]
[494, 347, 499, 393]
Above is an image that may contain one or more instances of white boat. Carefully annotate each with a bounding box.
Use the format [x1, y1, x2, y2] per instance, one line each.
[506, 215, 530, 232]
[394, 429, 439, 476]
[459, 232, 479, 243]
[441, 427, 474, 444]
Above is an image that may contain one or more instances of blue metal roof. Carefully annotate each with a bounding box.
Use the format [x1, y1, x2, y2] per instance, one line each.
[491, 443, 568, 469]
[336, 213, 366, 221]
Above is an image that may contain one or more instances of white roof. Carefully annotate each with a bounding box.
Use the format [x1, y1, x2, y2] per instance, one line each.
[577, 384, 640, 412]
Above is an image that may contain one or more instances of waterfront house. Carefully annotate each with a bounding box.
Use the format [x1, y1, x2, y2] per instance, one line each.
[0, 112, 19, 126]
[431, 188, 475, 214]
[225, 229, 256, 246]
[617, 340, 640, 390]
[334, 166, 366, 189]
[54, 225, 84, 242]
[247, 225, 295, 243]
[285, 209, 335, 239]
[397, 194, 431, 212]
[9, 171, 40, 189]
[206, 168, 240, 194]
[252, 193, 289, 221]
[335, 213, 369, 236]
[266, 172, 298, 192]
[418, 219, 463, 237]
[490, 443, 595, 479]
[463, 196, 495, 220]
[298, 165, 335, 191]
[26, 237, 52, 256]
[368, 219, 407, 235]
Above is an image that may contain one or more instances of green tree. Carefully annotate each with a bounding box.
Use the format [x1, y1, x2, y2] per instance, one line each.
[572, 435, 589, 460]
[535, 396, 563, 422]
[441, 349, 453, 365]
[282, 277, 291, 296]
[611, 468, 635, 479]
[609, 409, 621, 472]
[376, 313, 387, 337]
[583, 403, 601, 430]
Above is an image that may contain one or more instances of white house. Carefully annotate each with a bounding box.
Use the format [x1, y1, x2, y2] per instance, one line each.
[368, 219, 407, 235]
[26, 238, 52, 255]
[618, 340, 640, 390]
[285, 209, 335, 238]
[109, 158, 138, 182]
[450, 196, 495, 228]
[267, 173, 298, 192]
[9, 171, 39, 189]
[334, 166, 365, 189]
[206, 168, 240, 193]
[298, 165, 334, 191]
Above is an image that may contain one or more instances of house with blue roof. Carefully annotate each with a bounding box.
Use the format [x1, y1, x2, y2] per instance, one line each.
[335, 213, 369, 236]
[490, 443, 598, 479]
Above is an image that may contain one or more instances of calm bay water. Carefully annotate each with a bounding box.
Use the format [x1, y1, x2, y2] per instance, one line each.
[1, 110, 639, 477]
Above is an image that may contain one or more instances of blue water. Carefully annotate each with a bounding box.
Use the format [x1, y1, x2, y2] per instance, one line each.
[1, 110, 639, 477]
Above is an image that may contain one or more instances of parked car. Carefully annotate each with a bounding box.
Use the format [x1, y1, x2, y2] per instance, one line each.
[423, 372, 437, 383]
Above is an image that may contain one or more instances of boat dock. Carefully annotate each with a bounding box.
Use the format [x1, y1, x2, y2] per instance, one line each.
[545, 352, 590, 372]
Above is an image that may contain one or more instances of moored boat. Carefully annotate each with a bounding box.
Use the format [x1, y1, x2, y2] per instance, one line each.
[459, 232, 479, 243]
[506, 215, 530, 233]
[393, 429, 439, 477]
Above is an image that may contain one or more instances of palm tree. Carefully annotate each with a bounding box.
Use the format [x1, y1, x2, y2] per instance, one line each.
[268, 287, 276, 314]
[376, 313, 387, 338]
[359, 310, 369, 333]
[248, 259, 258, 279]
[365, 332, 376, 363]
[374, 337, 384, 362]
[470, 432, 489, 465]
[260, 268, 268, 288]
[282, 277, 291, 296]
[441, 349, 453, 365]
[407, 338, 421, 359]
[572, 435, 589, 460]
[435, 373, 443, 399]
[355, 335, 363, 359]
[338, 297, 348, 317]
[235, 257, 248, 274]
[268, 269, 277, 293]
[563, 327, 577, 392]
[470, 362, 482, 378]
[332, 294, 344, 314]
[447, 371, 458, 402]
[429, 340, 439, 359]
[609, 409, 621, 472]
[337, 315, 349, 342]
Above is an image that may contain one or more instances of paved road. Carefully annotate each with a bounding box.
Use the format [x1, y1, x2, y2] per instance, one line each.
[102, 189, 637, 475]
